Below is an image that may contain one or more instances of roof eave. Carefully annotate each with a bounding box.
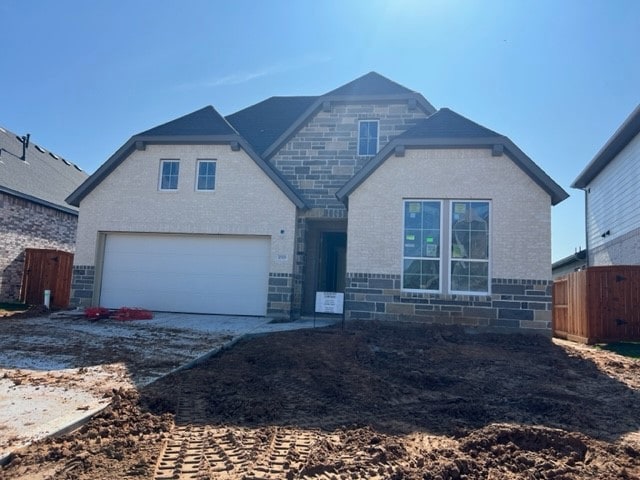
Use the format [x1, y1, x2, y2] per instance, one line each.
[572, 104, 640, 189]
[1, 186, 78, 215]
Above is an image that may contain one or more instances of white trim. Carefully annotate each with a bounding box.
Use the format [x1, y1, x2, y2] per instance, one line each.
[195, 159, 217, 192]
[448, 200, 491, 296]
[401, 199, 492, 296]
[158, 159, 180, 191]
[401, 199, 443, 294]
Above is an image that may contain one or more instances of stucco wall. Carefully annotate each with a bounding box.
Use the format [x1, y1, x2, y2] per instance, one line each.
[75, 144, 297, 274]
[0, 192, 77, 301]
[346, 148, 552, 281]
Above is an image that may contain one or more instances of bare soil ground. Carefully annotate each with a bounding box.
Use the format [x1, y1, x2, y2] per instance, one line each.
[3, 321, 640, 479]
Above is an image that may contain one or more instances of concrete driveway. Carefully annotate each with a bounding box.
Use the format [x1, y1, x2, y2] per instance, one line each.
[0, 312, 335, 462]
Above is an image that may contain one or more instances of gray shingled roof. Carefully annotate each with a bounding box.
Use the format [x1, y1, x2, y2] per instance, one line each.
[226, 72, 435, 159]
[226, 96, 317, 155]
[336, 108, 569, 206]
[572, 104, 640, 189]
[139, 105, 238, 137]
[324, 71, 416, 97]
[397, 108, 501, 139]
[0, 126, 87, 214]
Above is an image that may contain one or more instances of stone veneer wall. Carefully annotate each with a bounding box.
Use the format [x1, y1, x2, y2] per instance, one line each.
[267, 273, 294, 319]
[0, 192, 78, 302]
[70, 265, 95, 307]
[271, 101, 429, 217]
[345, 273, 552, 332]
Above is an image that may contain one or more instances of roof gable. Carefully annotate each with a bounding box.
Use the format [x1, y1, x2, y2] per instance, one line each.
[139, 105, 237, 137]
[66, 107, 306, 209]
[336, 108, 568, 206]
[572, 104, 640, 189]
[0, 126, 87, 214]
[230, 72, 436, 159]
[323, 71, 416, 97]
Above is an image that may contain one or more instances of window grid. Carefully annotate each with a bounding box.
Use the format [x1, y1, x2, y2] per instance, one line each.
[159, 160, 179, 190]
[196, 160, 216, 191]
[401, 200, 490, 295]
[358, 120, 379, 156]
[402, 200, 442, 292]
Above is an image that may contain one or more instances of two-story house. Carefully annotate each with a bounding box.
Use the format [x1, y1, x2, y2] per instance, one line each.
[67, 72, 567, 332]
[572, 104, 640, 266]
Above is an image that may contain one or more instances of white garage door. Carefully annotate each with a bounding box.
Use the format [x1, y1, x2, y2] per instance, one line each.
[100, 234, 270, 316]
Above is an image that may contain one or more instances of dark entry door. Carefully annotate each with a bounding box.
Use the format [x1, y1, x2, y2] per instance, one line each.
[303, 221, 347, 314]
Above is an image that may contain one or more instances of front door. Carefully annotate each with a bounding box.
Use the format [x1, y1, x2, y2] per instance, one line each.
[302, 220, 347, 314]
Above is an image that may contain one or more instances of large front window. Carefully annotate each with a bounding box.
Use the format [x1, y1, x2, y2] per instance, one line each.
[403, 201, 442, 291]
[402, 200, 490, 294]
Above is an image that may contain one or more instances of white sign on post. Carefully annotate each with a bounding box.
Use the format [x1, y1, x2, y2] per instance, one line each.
[315, 292, 344, 314]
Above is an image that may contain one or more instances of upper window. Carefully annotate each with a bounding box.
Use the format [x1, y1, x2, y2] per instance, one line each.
[159, 160, 180, 190]
[196, 160, 216, 191]
[402, 200, 490, 295]
[358, 120, 379, 156]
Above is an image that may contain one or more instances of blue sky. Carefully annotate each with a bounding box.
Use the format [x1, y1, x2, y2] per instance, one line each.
[2, 0, 639, 261]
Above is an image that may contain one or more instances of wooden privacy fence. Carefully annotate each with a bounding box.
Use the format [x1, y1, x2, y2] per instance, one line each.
[553, 266, 640, 344]
[20, 248, 74, 309]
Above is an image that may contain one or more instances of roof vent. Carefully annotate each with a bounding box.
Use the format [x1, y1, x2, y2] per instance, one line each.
[61, 158, 71, 166]
[49, 151, 59, 160]
[35, 145, 46, 153]
[20, 134, 30, 160]
[74, 164, 83, 171]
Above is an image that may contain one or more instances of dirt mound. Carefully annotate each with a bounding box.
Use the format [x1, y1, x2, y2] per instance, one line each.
[2, 321, 640, 479]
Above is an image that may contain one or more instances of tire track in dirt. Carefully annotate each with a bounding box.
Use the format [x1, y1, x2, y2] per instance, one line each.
[153, 388, 324, 479]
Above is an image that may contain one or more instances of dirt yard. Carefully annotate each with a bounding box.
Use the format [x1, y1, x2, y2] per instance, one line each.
[3, 321, 640, 479]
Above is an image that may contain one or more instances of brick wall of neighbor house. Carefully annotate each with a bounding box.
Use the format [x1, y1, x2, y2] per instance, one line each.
[344, 148, 553, 332]
[71, 143, 297, 313]
[271, 101, 429, 217]
[0, 192, 77, 302]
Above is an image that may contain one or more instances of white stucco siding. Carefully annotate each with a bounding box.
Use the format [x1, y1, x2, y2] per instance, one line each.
[586, 132, 640, 255]
[75, 144, 297, 273]
[347, 148, 552, 280]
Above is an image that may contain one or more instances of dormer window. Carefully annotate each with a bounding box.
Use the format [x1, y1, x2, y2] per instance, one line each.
[358, 120, 379, 156]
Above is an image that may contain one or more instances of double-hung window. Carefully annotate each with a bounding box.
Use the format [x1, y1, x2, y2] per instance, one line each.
[358, 120, 379, 156]
[402, 200, 490, 294]
[403, 201, 442, 291]
[159, 160, 180, 190]
[196, 160, 216, 191]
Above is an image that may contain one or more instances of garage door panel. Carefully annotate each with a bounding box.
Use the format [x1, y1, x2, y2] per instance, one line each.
[100, 234, 270, 315]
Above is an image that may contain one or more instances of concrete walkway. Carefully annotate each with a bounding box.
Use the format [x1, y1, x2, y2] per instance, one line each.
[0, 312, 336, 463]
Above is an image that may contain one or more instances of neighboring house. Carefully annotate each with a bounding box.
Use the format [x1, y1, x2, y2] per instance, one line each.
[572, 104, 640, 266]
[67, 72, 568, 332]
[0, 126, 88, 302]
[552, 249, 587, 279]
